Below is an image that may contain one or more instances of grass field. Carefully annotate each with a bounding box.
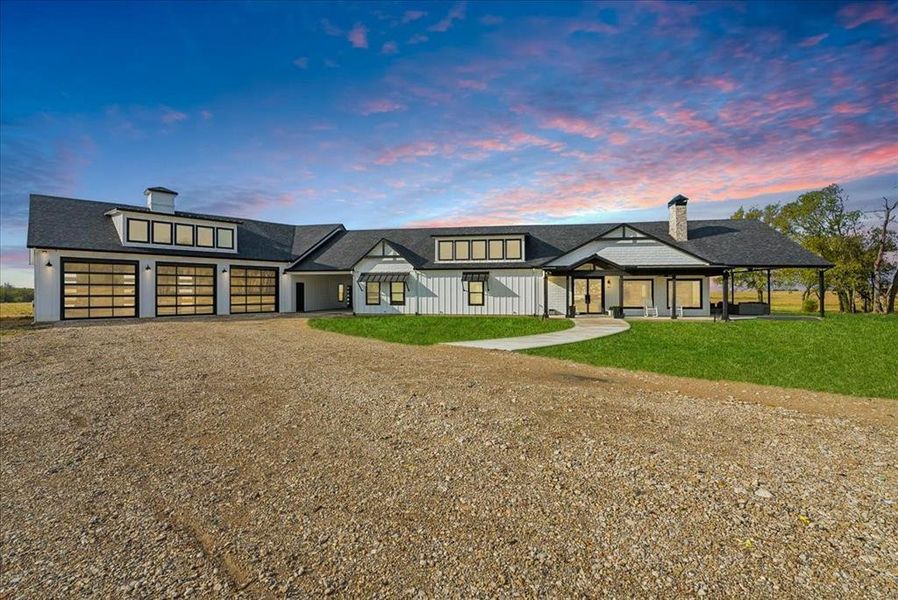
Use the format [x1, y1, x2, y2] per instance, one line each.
[308, 315, 573, 345]
[524, 314, 898, 399]
[711, 289, 841, 313]
[0, 302, 32, 319]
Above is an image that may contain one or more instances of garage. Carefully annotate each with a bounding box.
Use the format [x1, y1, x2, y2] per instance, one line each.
[230, 266, 278, 313]
[61, 259, 138, 319]
[156, 263, 216, 316]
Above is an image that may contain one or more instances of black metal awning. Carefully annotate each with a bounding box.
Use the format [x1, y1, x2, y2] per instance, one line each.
[461, 271, 489, 282]
[358, 272, 409, 283]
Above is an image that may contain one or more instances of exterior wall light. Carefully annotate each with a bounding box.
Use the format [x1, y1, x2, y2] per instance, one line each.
[45, 261, 52, 267]
[145, 265, 152, 271]
[221, 267, 228, 273]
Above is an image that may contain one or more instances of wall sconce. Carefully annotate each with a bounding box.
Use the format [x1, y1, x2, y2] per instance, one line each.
[145, 265, 152, 272]
[221, 267, 228, 274]
[45, 260, 52, 268]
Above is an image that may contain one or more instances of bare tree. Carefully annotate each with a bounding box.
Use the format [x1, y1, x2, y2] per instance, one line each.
[887, 269, 898, 313]
[871, 196, 897, 313]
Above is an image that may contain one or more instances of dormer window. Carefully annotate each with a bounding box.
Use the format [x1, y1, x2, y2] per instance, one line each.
[217, 228, 234, 249]
[152, 221, 173, 244]
[196, 226, 215, 248]
[435, 236, 525, 262]
[175, 223, 194, 246]
[127, 218, 149, 243]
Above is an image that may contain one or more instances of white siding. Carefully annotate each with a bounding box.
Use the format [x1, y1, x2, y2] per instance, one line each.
[547, 275, 568, 315]
[352, 255, 417, 315]
[293, 274, 351, 312]
[546, 238, 707, 268]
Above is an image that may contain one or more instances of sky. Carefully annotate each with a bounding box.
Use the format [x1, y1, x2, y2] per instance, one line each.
[1, 1, 897, 286]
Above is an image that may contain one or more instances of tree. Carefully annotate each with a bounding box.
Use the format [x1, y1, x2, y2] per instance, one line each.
[730, 206, 782, 301]
[871, 196, 897, 313]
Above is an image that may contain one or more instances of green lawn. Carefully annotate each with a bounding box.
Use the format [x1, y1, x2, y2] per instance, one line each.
[308, 315, 573, 345]
[523, 314, 898, 399]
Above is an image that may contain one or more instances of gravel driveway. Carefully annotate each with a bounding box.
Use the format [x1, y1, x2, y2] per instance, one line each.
[1, 316, 896, 597]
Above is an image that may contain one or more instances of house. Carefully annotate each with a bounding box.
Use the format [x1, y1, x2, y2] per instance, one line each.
[26, 188, 832, 323]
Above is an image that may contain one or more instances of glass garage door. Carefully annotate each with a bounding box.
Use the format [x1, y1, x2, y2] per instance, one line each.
[230, 267, 278, 313]
[156, 263, 216, 316]
[62, 260, 137, 319]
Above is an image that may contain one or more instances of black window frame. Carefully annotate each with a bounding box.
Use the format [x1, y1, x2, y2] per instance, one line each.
[621, 278, 655, 310]
[155, 262, 217, 317]
[487, 239, 505, 260]
[467, 280, 485, 306]
[505, 238, 523, 260]
[389, 281, 405, 305]
[60, 257, 139, 320]
[453, 240, 470, 261]
[174, 223, 195, 246]
[217, 227, 235, 249]
[151, 221, 173, 245]
[366, 281, 381, 305]
[470, 240, 487, 261]
[437, 240, 454, 261]
[229, 265, 279, 314]
[666, 278, 703, 309]
[126, 218, 150, 243]
[195, 225, 216, 248]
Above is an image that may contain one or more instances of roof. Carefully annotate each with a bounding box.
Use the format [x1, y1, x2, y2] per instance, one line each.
[27, 194, 343, 263]
[27, 193, 832, 270]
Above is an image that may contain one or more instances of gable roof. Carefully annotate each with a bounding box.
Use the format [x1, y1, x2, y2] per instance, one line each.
[27, 194, 343, 263]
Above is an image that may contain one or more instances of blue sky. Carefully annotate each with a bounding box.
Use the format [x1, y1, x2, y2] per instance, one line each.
[2, 1, 897, 286]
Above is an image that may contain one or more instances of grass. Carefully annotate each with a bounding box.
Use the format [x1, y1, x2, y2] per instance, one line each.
[523, 314, 898, 399]
[308, 315, 573, 345]
[710, 289, 841, 314]
[0, 302, 32, 319]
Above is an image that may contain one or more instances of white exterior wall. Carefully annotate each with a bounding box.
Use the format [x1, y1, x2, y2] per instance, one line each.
[547, 275, 568, 315]
[291, 274, 351, 312]
[32, 248, 291, 322]
[352, 255, 417, 315]
[602, 275, 710, 317]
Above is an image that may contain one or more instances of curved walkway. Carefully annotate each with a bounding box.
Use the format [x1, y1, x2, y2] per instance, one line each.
[444, 317, 629, 351]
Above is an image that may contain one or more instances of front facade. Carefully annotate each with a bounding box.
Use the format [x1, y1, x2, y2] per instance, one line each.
[27, 188, 831, 323]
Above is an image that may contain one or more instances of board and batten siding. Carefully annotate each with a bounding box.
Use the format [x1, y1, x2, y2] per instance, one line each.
[292, 274, 351, 312]
[352, 255, 417, 314]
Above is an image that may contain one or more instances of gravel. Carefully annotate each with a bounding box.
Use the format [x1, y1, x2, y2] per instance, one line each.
[2, 316, 896, 597]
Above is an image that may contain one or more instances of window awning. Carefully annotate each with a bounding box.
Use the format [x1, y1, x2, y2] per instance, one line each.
[358, 272, 409, 283]
[461, 271, 489, 282]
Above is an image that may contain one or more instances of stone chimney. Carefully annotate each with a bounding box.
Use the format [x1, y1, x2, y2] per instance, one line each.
[145, 187, 178, 214]
[668, 194, 688, 241]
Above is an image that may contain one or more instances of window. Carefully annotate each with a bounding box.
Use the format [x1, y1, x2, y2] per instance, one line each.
[366, 282, 380, 305]
[505, 239, 522, 260]
[175, 223, 194, 246]
[390, 281, 405, 305]
[667, 279, 702, 309]
[438, 240, 454, 261]
[156, 263, 216, 316]
[488, 240, 504, 260]
[622, 279, 654, 308]
[152, 221, 172, 244]
[62, 260, 137, 319]
[338, 283, 345, 303]
[127, 218, 149, 243]
[468, 281, 485, 306]
[196, 226, 215, 248]
[230, 267, 277, 313]
[471, 240, 487, 260]
[454, 240, 470, 261]
[217, 228, 234, 249]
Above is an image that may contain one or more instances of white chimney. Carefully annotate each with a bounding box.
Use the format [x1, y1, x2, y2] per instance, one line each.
[668, 194, 688, 241]
[145, 187, 178, 214]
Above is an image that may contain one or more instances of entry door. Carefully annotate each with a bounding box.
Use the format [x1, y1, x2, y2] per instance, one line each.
[295, 282, 305, 312]
[573, 277, 604, 314]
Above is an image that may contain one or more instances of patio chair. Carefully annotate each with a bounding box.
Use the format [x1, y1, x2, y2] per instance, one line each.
[643, 302, 658, 317]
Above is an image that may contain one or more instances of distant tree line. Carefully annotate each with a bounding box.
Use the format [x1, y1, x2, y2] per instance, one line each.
[0, 283, 34, 303]
[732, 183, 897, 313]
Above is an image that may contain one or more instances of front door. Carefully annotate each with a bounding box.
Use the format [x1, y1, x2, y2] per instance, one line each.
[573, 277, 604, 314]
[295, 282, 305, 312]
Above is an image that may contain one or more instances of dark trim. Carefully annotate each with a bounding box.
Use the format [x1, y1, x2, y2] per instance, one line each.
[365, 281, 381, 305]
[467, 280, 485, 306]
[174, 223, 195, 247]
[572, 276, 605, 314]
[151, 221, 173, 245]
[27, 244, 283, 262]
[666, 278, 703, 309]
[505, 238, 523, 260]
[389, 281, 406, 305]
[196, 225, 216, 248]
[435, 237, 525, 263]
[60, 257, 140, 321]
[228, 265, 279, 314]
[621, 277, 655, 310]
[108, 205, 242, 224]
[216, 227, 235, 250]
[126, 217, 150, 243]
[470, 239, 487, 261]
[155, 261, 217, 317]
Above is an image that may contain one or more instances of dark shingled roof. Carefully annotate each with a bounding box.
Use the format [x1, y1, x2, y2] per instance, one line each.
[27, 194, 343, 263]
[27, 194, 831, 270]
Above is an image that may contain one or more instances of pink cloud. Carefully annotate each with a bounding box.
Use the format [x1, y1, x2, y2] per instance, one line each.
[348, 23, 368, 49]
[360, 99, 406, 115]
[402, 10, 427, 24]
[655, 108, 717, 134]
[799, 33, 828, 47]
[381, 41, 398, 55]
[160, 108, 187, 124]
[428, 2, 466, 33]
[374, 141, 441, 165]
[832, 102, 868, 115]
[567, 20, 618, 35]
[838, 2, 898, 29]
[539, 115, 603, 139]
[608, 132, 629, 145]
[457, 79, 487, 91]
[408, 33, 429, 45]
[707, 77, 737, 92]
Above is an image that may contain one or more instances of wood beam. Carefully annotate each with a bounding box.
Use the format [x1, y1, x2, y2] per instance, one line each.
[819, 270, 825, 318]
[722, 271, 730, 321]
[670, 273, 677, 319]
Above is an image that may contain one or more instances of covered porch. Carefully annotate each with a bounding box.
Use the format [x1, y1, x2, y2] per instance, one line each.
[288, 271, 352, 313]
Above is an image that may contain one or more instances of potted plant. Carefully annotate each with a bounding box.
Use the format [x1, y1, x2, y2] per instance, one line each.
[609, 305, 624, 318]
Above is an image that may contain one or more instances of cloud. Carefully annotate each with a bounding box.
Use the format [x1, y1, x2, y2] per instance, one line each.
[832, 102, 868, 115]
[457, 79, 487, 91]
[539, 115, 603, 139]
[408, 33, 429, 45]
[0, 246, 32, 286]
[838, 2, 898, 29]
[402, 10, 427, 24]
[160, 108, 188, 124]
[348, 23, 369, 49]
[381, 41, 398, 55]
[200, 110, 213, 120]
[293, 56, 309, 69]
[321, 18, 342, 36]
[799, 33, 828, 48]
[428, 1, 466, 33]
[359, 99, 407, 115]
[374, 141, 441, 165]
[324, 59, 339, 68]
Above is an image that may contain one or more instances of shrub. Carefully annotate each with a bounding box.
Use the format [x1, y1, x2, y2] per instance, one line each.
[802, 297, 818, 313]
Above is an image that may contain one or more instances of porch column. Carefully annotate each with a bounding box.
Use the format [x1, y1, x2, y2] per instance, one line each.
[766, 269, 772, 315]
[617, 274, 624, 315]
[818, 269, 825, 318]
[722, 271, 730, 321]
[670, 274, 677, 319]
[565, 275, 571, 317]
[543, 273, 549, 318]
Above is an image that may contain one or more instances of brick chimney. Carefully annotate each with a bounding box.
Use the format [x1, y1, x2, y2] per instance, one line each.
[145, 187, 178, 214]
[668, 194, 688, 241]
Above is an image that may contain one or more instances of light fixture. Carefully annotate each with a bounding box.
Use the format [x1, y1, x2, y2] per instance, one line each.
[45, 260, 52, 268]
[145, 265, 152, 271]
[221, 267, 228, 274]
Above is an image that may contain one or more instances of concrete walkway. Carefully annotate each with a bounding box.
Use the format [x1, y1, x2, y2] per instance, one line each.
[445, 317, 630, 351]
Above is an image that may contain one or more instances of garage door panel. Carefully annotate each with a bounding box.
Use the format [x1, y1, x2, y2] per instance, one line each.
[230, 267, 278, 314]
[62, 259, 138, 320]
[156, 263, 216, 317]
